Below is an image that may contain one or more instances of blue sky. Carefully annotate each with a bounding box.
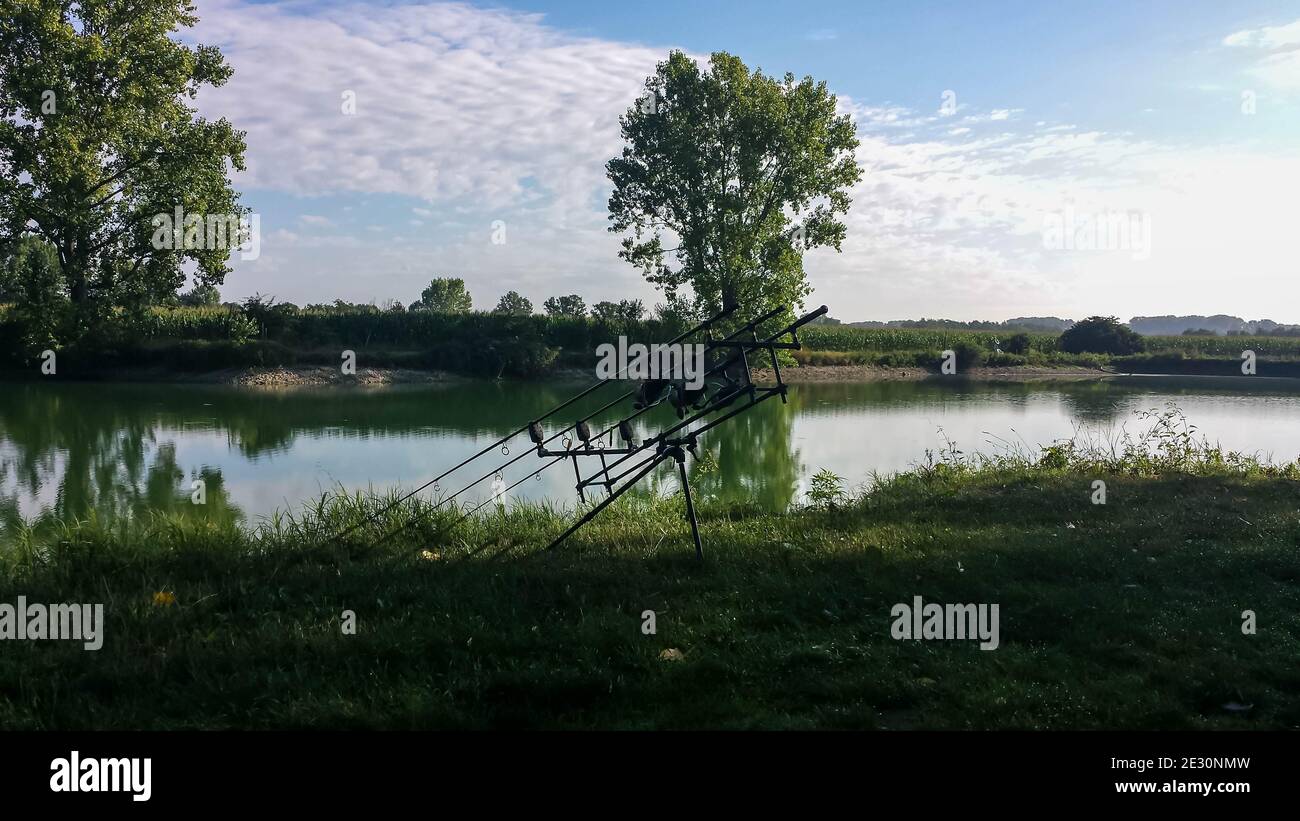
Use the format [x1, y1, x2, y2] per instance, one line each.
[190, 0, 1300, 321]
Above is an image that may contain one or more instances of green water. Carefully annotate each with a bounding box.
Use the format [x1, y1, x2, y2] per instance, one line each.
[2, 375, 1298, 531]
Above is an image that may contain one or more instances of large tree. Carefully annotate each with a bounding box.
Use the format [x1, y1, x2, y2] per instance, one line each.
[590, 298, 644, 322]
[493, 290, 532, 316]
[543, 293, 586, 318]
[607, 50, 861, 318]
[410, 277, 472, 313]
[0, 0, 247, 335]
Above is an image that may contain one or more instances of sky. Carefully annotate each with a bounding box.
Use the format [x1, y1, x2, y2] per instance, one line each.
[185, 0, 1300, 322]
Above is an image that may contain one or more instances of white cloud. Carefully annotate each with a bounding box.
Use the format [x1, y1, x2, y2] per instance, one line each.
[191, 0, 665, 213]
[1224, 19, 1300, 49]
[1223, 18, 1300, 90]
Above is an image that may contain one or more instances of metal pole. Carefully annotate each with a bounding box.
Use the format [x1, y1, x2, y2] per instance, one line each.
[545, 452, 669, 552]
[672, 446, 704, 560]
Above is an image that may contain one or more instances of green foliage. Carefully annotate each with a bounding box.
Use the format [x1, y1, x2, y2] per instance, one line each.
[0, 235, 67, 354]
[177, 283, 221, 307]
[591, 298, 645, 322]
[1002, 332, 1032, 355]
[543, 294, 586, 317]
[950, 341, 984, 370]
[1058, 316, 1145, 355]
[493, 290, 532, 316]
[801, 325, 1059, 355]
[0, 0, 247, 340]
[806, 468, 846, 509]
[607, 50, 861, 318]
[410, 277, 472, 313]
[1140, 333, 1300, 358]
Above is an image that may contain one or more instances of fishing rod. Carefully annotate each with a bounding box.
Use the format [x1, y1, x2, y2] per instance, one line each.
[527, 303, 828, 559]
[327, 303, 738, 545]
[523, 305, 791, 500]
[362, 305, 776, 549]
[556, 305, 826, 493]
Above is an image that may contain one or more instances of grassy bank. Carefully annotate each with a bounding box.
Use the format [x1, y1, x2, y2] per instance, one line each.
[2, 417, 1298, 729]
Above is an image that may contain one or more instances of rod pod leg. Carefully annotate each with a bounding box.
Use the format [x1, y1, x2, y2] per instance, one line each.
[669, 446, 704, 561]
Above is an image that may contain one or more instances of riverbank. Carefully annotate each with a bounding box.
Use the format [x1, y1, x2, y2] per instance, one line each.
[2, 432, 1297, 730]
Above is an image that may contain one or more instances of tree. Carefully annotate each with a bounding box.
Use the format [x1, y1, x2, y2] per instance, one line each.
[1058, 316, 1145, 355]
[0, 0, 248, 338]
[591, 298, 645, 322]
[410, 277, 472, 313]
[607, 50, 861, 318]
[543, 294, 586, 317]
[177, 282, 221, 307]
[494, 290, 532, 316]
[0, 235, 65, 349]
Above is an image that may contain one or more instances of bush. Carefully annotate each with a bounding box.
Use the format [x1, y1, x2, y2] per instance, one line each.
[1003, 332, 1032, 355]
[1058, 316, 1144, 355]
[950, 342, 985, 370]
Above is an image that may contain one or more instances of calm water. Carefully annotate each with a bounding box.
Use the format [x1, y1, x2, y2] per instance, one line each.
[2, 375, 1299, 530]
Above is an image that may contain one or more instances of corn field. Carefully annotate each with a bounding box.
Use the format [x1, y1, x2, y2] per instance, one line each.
[800, 325, 1060, 354]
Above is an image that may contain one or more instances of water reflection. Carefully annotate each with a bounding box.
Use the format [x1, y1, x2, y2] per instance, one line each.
[1, 376, 1298, 533]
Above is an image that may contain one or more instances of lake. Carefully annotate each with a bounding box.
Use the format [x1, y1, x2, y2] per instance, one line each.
[2, 375, 1299, 531]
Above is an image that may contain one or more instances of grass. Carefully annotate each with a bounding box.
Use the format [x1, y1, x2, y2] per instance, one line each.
[2, 408, 1299, 729]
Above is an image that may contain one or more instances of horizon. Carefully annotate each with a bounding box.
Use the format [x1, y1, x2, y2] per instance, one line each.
[179, 0, 1300, 321]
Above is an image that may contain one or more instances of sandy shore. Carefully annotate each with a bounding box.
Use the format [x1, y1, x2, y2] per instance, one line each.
[149, 365, 463, 387]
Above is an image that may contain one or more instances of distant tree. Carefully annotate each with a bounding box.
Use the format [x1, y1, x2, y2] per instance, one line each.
[607, 50, 861, 318]
[1058, 316, 1144, 355]
[591, 299, 645, 322]
[1182, 328, 1217, 336]
[410, 277, 472, 313]
[543, 294, 586, 317]
[494, 290, 533, 316]
[177, 283, 221, 307]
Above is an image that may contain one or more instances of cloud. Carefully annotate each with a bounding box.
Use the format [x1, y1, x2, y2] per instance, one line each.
[1223, 19, 1300, 49]
[1223, 18, 1300, 90]
[191, 0, 665, 214]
